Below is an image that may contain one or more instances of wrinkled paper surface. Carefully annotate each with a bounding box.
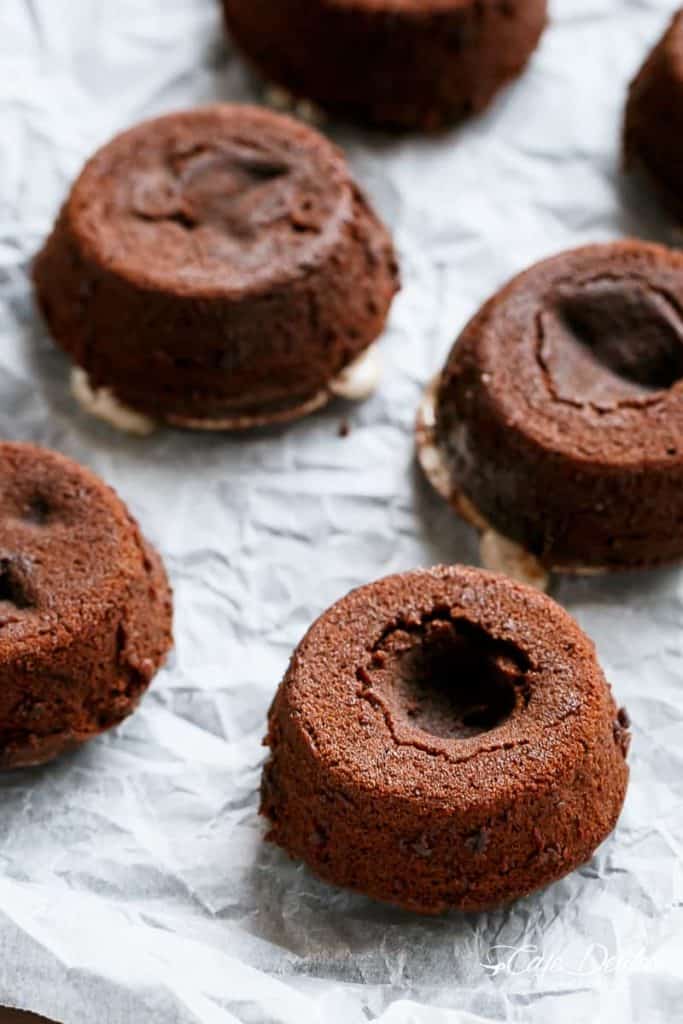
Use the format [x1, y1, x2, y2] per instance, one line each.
[0, 1, 681, 1021]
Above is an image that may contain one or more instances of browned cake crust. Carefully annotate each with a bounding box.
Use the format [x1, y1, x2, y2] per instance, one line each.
[433, 241, 683, 570]
[0, 443, 173, 767]
[625, 10, 683, 218]
[261, 565, 630, 913]
[33, 105, 399, 427]
[221, 0, 548, 131]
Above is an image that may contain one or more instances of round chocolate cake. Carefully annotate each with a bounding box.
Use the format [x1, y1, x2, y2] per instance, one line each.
[0, 443, 173, 767]
[625, 10, 683, 218]
[221, 0, 548, 131]
[261, 565, 630, 913]
[423, 241, 683, 572]
[33, 105, 399, 430]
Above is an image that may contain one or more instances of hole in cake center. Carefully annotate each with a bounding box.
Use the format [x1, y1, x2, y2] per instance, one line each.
[538, 277, 683, 409]
[0, 557, 33, 611]
[370, 619, 528, 741]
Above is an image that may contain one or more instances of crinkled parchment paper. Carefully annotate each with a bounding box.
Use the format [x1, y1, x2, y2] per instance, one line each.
[0, 1, 682, 1021]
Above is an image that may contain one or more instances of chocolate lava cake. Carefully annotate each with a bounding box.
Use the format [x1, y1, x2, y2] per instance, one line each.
[0, 443, 173, 767]
[33, 105, 399, 430]
[421, 241, 683, 572]
[221, 0, 548, 131]
[625, 10, 683, 218]
[261, 565, 630, 913]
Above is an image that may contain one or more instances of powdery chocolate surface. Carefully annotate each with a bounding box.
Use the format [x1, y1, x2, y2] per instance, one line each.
[625, 10, 683, 220]
[0, 443, 173, 767]
[33, 104, 399, 426]
[262, 565, 629, 913]
[435, 241, 683, 570]
[222, 0, 548, 131]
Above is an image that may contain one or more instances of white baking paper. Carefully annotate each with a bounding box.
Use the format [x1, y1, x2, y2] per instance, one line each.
[0, 1, 681, 1021]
